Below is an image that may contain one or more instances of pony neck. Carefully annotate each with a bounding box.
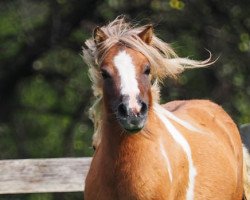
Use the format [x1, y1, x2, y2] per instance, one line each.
[98, 105, 172, 199]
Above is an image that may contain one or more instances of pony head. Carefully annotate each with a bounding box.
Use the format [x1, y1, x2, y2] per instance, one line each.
[93, 25, 153, 132]
[83, 16, 213, 145]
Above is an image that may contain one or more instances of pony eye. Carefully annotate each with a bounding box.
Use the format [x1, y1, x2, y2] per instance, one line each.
[101, 69, 111, 79]
[143, 64, 151, 75]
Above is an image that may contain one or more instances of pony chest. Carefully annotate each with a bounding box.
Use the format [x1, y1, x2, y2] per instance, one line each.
[112, 145, 171, 199]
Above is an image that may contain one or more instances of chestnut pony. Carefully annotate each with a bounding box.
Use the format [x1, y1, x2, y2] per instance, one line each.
[83, 17, 250, 200]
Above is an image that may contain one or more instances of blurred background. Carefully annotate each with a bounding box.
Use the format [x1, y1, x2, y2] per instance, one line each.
[0, 0, 249, 199]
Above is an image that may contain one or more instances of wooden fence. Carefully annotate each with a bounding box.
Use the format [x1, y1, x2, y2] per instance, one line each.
[0, 124, 249, 194]
[0, 157, 92, 194]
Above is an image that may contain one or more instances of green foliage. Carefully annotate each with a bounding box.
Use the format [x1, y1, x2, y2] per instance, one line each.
[20, 76, 57, 110]
[239, 33, 250, 52]
[169, 0, 185, 10]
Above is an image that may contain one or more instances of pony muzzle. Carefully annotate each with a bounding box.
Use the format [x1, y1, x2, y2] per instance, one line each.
[117, 99, 148, 133]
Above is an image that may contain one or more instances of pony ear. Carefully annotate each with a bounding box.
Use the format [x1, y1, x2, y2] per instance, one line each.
[93, 27, 108, 44]
[138, 25, 153, 45]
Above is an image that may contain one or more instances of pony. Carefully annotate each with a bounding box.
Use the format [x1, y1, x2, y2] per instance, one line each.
[82, 16, 250, 200]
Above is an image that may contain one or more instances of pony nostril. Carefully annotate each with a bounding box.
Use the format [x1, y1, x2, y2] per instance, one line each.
[118, 103, 128, 117]
[140, 102, 148, 116]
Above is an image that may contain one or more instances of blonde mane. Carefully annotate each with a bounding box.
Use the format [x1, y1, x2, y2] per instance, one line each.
[82, 16, 213, 148]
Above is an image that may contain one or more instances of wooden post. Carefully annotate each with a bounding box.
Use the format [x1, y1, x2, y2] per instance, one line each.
[240, 123, 250, 151]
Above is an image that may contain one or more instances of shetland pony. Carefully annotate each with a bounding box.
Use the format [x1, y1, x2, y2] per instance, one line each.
[83, 17, 250, 200]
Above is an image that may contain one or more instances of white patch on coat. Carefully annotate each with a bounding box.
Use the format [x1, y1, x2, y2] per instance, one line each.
[160, 141, 173, 182]
[154, 104, 197, 200]
[113, 51, 140, 111]
[162, 109, 199, 132]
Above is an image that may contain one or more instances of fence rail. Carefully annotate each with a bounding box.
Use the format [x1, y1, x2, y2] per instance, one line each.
[0, 157, 92, 194]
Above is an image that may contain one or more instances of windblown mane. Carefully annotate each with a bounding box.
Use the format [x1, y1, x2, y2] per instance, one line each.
[82, 16, 212, 148]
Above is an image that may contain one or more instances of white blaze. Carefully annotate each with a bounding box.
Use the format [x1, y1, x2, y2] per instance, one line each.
[113, 51, 140, 111]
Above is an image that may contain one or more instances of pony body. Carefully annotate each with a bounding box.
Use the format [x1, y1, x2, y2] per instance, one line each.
[83, 17, 248, 200]
[85, 100, 243, 199]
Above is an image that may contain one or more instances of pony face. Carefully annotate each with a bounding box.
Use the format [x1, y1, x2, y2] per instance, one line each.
[100, 44, 152, 133]
[92, 24, 154, 133]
